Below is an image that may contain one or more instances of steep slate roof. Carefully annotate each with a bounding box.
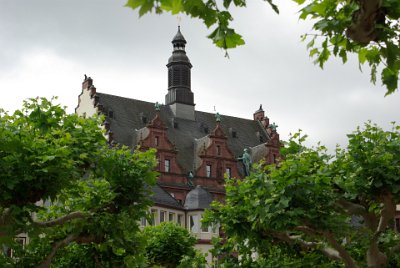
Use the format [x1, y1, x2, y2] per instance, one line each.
[96, 92, 270, 173]
[151, 184, 183, 210]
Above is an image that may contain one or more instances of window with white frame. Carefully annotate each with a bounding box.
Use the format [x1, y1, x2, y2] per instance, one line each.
[169, 212, 175, 222]
[140, 216, 147, 227]
[177, 214, 184, 226]
[189, 215, 199, 233]
[206, 165, 212, 177]
[211, 223, 219, 234]
[201, 216, 209, 233]
[225, 167, 231, 178]
[164, 159, 171, 172]
[155, 136, 159, 146]
[160, 210, 166, 223]
[150, 209, 157, 226]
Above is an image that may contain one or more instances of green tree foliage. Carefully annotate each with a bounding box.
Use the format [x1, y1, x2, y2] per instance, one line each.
[142, 222, 205, 268]
[203, 122, 400, 268]
[0, 98, 158, 267]
[125, 0, 400, 95]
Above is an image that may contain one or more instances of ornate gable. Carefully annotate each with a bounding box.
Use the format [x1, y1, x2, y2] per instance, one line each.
[196, 120, 240, 186]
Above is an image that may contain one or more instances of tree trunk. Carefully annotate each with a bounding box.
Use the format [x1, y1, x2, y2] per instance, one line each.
[346, 0, 384, 44]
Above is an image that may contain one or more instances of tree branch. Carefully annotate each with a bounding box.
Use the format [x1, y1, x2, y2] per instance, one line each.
[34, 211, 88, 227]
[270, 230, 343, 262]
[323, 231, 360, 268]
[37, 233, 97, 268]
[377, 192, 396, 233]
[346, 0, 384, 44]
[366, 191, 395, 268]
[336, 199, 378, 230]
[37, 233, 78, 268]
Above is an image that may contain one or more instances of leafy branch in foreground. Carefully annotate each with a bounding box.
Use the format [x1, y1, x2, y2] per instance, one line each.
[203, 122, 400, 268]
[125, 0, 400, 94]
[0, 98, 158, 267]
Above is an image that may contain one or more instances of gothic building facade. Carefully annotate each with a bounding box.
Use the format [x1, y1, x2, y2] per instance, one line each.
[75, 27, 282, 260]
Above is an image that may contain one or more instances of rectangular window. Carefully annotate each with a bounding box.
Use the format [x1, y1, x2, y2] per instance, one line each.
[164, 159, 170, 173]
[206, 165, 212, 177]
[177, 214, 184, 226]
[201, 217, 209, 233]
[169, 212, 175, 222]
[189, 215, 199, 233]
[140, 217, 147, 227]
[155, 136, 159, 146]
[211, 224, 219, 234]
[225, 167, 231, 178]
[150, 209, 157, 226]
[216, 145, 221, 155]
[160, 211, 166, 223]
[156, 157, 160, 170]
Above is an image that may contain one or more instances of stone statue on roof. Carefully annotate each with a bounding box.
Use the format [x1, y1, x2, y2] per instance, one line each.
[215, 112, 221, 122]
[154, 102, 161, 111]
[187, 171, 194, 188]
[269, 122, 278, 132]
[238, 148, 252, 176]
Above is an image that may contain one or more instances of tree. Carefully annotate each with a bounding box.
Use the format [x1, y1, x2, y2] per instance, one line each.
[0, 98, 158, 267]
[142, 222, 205, 268]
[203, 122, 400, 268]
[125, 0, 400, 95]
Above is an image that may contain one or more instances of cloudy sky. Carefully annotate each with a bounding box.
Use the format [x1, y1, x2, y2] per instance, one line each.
[1, 0, 399, 151]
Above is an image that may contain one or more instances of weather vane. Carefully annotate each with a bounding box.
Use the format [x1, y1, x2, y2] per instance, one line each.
[177, 16, 182, 27]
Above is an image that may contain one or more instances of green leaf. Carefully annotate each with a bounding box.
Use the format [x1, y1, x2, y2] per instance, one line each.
[125, 0, 146, 10]
[309, 48, 319, 58]
[358, 48, 368, 65]
[160, 0, 183, 14]
[382, 67, 398, 95]
[125, 0, 155, 17]
[264, 0, 279, 14]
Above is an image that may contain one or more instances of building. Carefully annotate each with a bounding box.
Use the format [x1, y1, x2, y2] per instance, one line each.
[75, 27, 282, 261]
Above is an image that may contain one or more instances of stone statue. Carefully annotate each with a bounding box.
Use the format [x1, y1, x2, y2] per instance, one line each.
[215, 112, 221, 122]
[187, 171, 194, 187]
[269, 122, 278, 132]
[154, 102, 161, 111]
[238, 148, 252, 176]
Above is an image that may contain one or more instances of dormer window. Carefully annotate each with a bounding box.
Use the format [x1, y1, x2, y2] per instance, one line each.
[165, 159, 171, 173]
[155, 136, 159, 146]
[140, 113, 147, 124]
[108, 109, 114, 118]
[206, 165, 212, 178]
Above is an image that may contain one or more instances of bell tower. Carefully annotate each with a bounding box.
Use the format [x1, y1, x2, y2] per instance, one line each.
[165, 27, 195, 120]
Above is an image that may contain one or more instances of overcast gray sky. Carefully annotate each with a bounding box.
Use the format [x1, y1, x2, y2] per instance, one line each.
[1, 0, 399, 151]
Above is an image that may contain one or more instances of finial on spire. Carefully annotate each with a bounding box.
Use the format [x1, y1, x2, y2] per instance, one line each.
[177, 16, 182, 27]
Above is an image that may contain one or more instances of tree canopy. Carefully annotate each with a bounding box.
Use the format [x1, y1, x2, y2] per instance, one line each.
[0, 98, 158, 267]
[203, 122, 400, 268]
[142, 222, 204, 268]
[125, 0, 400, 95]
